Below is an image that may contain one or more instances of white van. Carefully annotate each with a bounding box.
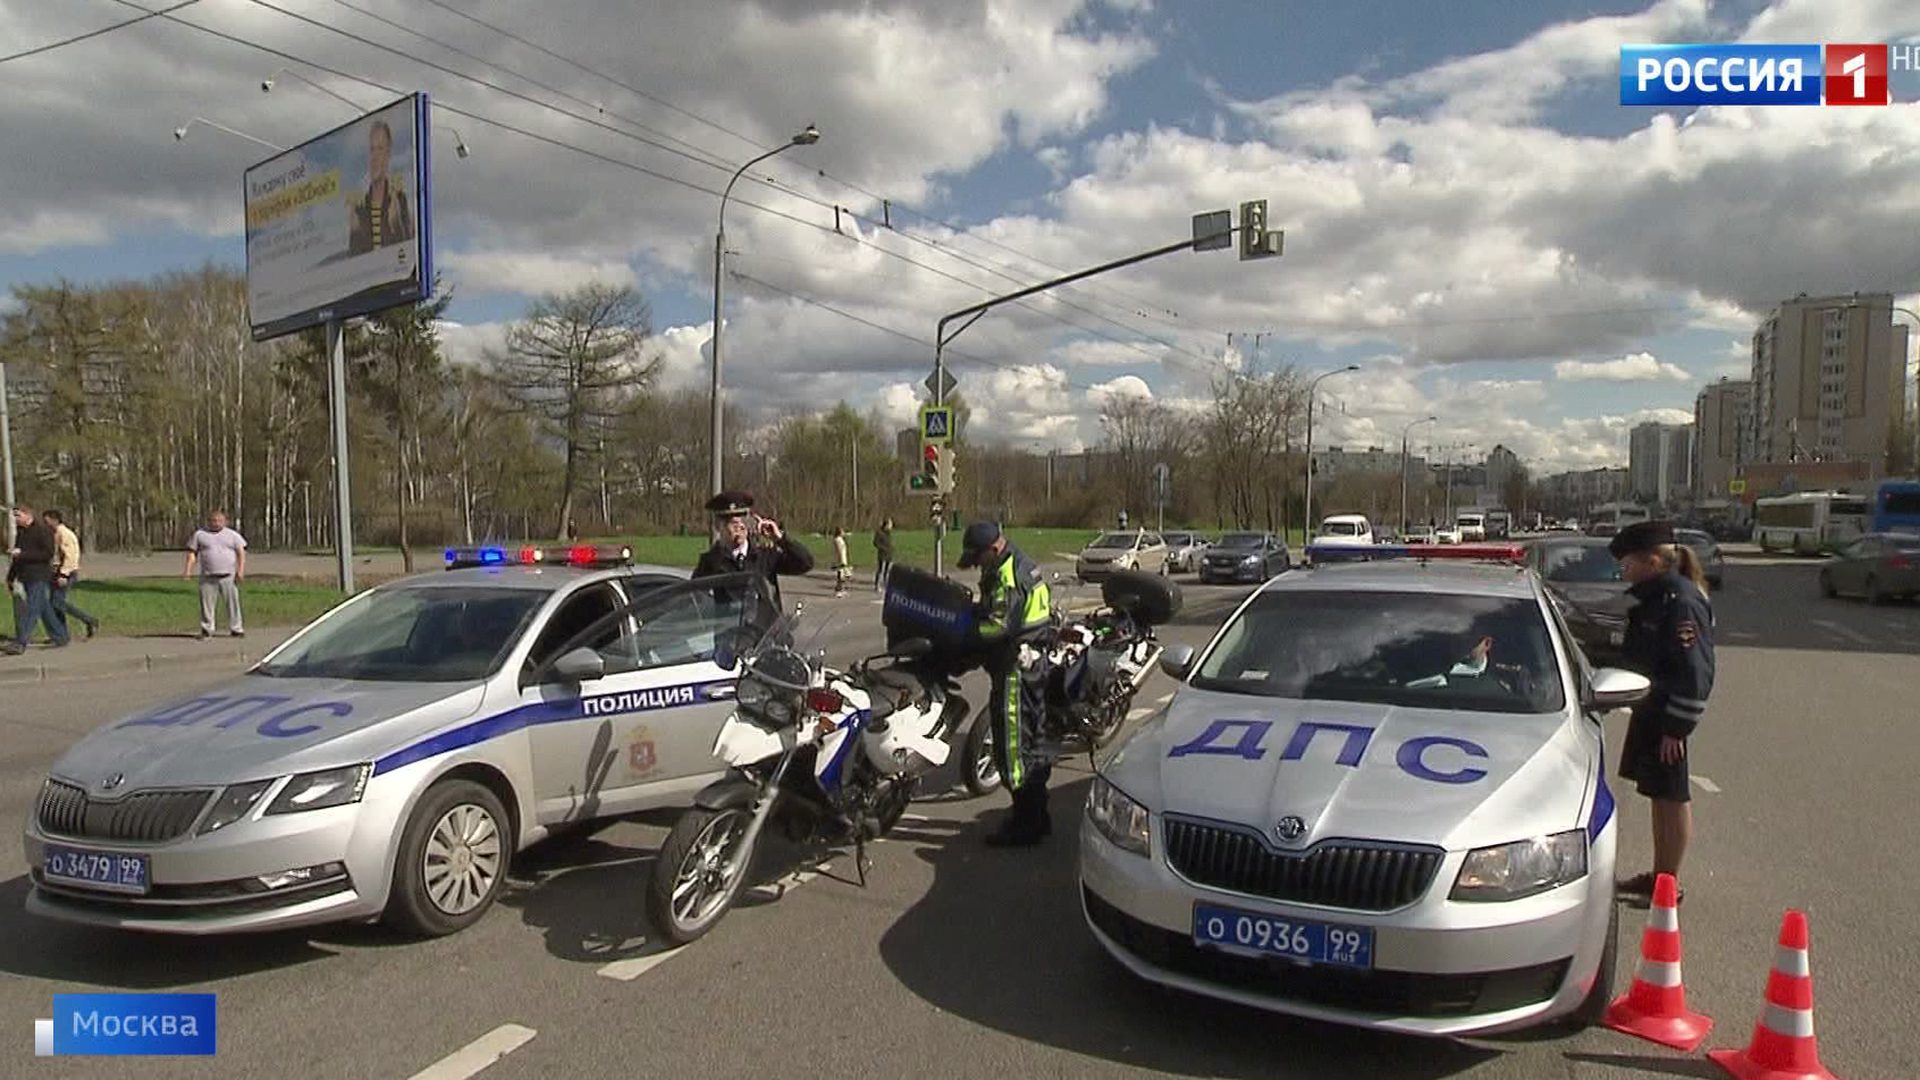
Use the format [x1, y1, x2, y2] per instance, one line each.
[1455, 510, 1487, 542]
[1312, 514, 1375, 558]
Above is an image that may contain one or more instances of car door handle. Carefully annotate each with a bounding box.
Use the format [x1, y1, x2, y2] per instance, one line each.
[706, 683, 737, 699]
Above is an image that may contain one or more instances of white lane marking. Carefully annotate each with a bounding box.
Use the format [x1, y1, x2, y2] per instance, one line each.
[898, 813, 930, 824]
[1812, 619, 1874, 647]
[406, 1024, 536, 1080]
[1691, 774, 1722, 794]
[1127, 707, 1151, 720]
[1155, 692, 1174, 704]
[597, 950, 678, 982]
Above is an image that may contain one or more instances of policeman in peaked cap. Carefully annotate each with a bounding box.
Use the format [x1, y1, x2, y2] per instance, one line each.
[693, 491, 814, 613]
[960, 521, 1057, 847]
[1609, 518, 1716, 903]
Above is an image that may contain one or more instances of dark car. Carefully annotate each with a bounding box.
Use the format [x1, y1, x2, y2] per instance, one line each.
[1819, 532, 1920, 605]
[1675, 528, 1725, 589]
[1526, 537, 1631, 665]
[1198, 531, 1289, 584]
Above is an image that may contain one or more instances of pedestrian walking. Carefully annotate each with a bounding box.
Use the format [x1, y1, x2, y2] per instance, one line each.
[871, 518, 895, 593]
[41, 510, 99, 640]
[957, 522, 1055, 847]
[1609, 520, 1715, 902]
[185, 511, 248, 639]
[830, 526, 852, 597]
[692, 491, 813, 614]
[3, 505, 69, 654]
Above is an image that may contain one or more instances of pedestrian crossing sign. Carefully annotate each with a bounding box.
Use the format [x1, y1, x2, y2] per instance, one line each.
[919, 405, 954, 445]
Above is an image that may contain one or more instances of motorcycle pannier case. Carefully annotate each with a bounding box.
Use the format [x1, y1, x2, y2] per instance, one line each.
[1100, 569, 1182, 626]
[882, 565, 977, 653]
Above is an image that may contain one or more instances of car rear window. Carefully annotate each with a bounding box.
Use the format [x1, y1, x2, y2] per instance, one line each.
[1322, 521, 1361, 536]
[1192, 590, 1565, 714]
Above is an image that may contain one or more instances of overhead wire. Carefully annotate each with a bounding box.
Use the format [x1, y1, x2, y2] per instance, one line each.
[0, 0, 202, 65]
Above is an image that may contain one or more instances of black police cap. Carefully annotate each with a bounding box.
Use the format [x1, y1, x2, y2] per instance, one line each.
[1608, 519, 1675, 559]
[705, 490, 755, 518]
[956, 521, 1002, 568]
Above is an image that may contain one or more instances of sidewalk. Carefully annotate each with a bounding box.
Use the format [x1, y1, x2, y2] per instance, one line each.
[0, 629, 296, 685]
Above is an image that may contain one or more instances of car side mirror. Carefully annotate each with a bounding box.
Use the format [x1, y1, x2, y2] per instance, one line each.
[1585, 667, 1650, 710]
[892, 637, 933, 659]
[553, 647, 606, 683]
[1162, 644, 1196, 680]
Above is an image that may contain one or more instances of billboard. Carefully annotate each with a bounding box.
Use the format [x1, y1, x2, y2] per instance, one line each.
[244, 93, 434, 341]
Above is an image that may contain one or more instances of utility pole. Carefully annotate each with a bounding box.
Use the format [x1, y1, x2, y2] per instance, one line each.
[0, 362, 14, 551]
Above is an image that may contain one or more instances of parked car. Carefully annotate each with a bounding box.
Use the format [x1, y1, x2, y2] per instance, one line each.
[1077, 530, 1170, 583]
[1819, 532, 1920, 605]
[1525, 537, 1631, 666]
[1402, 524, 1436, 545]
[1674, 529, 1725, 589]
[1162, 531, 1211, 574]
[1198, 532, 1289, 584]
[1433, 525, 1462, 545]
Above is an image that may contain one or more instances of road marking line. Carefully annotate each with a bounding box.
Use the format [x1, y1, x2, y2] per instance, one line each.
[406, 1024, 536, 1080]
[1127, 707, 1151, 720]
[1155, 692, 1174, 704]
[1812, 619, 1875, 647]
[1691, 775, 1722, 794]
[898, 813, 930, 824]
[597, 951, 677, 982]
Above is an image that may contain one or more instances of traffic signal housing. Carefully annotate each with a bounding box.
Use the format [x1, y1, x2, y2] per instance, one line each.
[1239, 199, 1282, 260]
[909, 443, 954, 494]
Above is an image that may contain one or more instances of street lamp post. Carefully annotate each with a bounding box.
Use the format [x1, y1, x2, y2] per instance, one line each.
[1302, 365, 1359, 545]
[173, 117, 285, 152]
[1896, 306, 1919, 476]
[1399, 415, 1437, 533]
[261, 68, 364, 111]
[709, 124, 820, 498]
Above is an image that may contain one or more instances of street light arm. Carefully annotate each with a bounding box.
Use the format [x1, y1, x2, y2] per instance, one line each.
[719, 144, 796, 234]
[175, 117, 285, 152]
[262, 67, 364, 111]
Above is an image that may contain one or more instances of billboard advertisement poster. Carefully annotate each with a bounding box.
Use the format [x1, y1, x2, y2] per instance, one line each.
[244, 92, 434, 341]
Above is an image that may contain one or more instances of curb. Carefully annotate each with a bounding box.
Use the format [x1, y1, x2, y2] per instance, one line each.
[0, 645, 281, 684]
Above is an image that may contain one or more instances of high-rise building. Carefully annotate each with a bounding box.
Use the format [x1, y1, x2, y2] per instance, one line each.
[1750, 292, 1909, 475]
[1485, 445, 1521, 502]
[1693, 379, 1752, 498]
[1630, 422, 1694, 506]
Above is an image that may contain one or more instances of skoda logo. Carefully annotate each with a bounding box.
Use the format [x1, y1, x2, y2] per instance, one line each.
[99, 773, 124, 792]
[1274, 815, 1307, 843]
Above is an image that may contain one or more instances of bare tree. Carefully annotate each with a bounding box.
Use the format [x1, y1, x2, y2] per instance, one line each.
[364, 285, 452, 571]
[490, 284, 661, 538]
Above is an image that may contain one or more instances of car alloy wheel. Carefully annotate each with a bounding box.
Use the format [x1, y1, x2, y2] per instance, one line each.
[424, 803, 504, 916]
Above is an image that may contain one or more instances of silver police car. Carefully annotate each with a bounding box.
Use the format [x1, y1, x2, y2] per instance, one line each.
[24, 546, 763, 937]
[1079, 543, 1652, 1035]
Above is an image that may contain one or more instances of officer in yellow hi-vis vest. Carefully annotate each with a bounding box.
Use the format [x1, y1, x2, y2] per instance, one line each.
[957, 522, 1055, 846]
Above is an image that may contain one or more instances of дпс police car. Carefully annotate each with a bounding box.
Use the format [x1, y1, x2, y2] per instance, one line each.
[1078, 543, 1654, 1035]
[24, 546, 770, 937]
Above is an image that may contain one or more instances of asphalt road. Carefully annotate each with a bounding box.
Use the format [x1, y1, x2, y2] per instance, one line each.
[0, 557, 1914, 1079]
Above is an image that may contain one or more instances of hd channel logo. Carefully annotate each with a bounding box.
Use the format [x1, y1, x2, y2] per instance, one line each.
[34, 994, 216, 1057]
[1620, 43, 1905, 106]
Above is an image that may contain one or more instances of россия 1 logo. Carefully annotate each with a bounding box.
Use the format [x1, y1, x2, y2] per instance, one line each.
[1620, 43, 1893, 106]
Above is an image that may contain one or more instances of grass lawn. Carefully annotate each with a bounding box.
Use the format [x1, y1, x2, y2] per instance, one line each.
[45, 577, 350, 639]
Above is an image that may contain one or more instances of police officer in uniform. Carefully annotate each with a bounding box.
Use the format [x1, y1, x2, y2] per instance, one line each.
[693, 491, 814, 613]
[957, 522, 1055, 847]
[1609, 519, 1715, 901]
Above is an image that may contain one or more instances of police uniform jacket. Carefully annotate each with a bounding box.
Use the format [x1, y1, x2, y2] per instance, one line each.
[694, 535, 814, 611]
[1620, 570, 1715, 738]
[972, 546, 1052, 661]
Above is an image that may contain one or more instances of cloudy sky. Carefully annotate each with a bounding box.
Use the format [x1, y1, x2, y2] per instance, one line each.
[4, 0, 1919, 474]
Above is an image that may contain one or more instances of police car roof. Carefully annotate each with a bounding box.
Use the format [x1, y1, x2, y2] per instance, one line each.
[389, 563, 691, 592]
[1269, 559, 1539, 599]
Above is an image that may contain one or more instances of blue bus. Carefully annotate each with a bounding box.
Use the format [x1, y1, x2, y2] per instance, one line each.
[1870, 480, 1920, 536]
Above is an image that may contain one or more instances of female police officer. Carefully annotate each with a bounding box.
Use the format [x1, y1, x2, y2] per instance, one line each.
[1609, 520, 1715, 900]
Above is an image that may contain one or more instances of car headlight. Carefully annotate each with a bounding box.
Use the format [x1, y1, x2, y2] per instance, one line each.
[1450, 829, 1588, 901]
[1087, 776, 1151, 857]
[1240, 555, 1259, 565]
[197, 779, 274, 835]
[264, 764, 371, 815]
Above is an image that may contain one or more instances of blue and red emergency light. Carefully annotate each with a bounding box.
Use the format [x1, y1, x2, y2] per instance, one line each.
[1304, 542, 1527, 564]
[444, 544, 634, 569]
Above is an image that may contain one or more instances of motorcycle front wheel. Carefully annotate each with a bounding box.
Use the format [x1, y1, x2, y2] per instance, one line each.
[961, 705, 1003, 797]
[647, 806, 755, 945]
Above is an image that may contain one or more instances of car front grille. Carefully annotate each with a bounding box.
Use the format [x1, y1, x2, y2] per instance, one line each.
[36, 779, 213, 843]
[1085, 887, 1568, 1019]
[1163, 817, 1443, 912]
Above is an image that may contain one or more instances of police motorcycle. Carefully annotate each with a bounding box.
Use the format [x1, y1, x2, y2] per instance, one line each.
[645, 604, 970, 945]
[959, 568, 1179, 796]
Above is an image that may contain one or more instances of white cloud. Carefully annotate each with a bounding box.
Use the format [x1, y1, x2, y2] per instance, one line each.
[1090, 374, 1153, 404]
[443, 251, 639, 297]
[1553, 352, 1692, 383]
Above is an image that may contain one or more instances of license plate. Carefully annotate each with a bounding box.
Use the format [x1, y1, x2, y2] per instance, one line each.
[43, 844, 150, 895]
[1193, 903, 1373, 969]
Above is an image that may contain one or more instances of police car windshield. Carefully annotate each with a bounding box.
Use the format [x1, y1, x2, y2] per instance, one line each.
[257, 587, 545, 682]
[1191, 591, 1565, 714]
[1539, 543, 1623, 583]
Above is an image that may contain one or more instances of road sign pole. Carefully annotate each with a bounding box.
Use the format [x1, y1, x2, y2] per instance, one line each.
[0, 362, 15, 551]
[932, 333, 947, 573]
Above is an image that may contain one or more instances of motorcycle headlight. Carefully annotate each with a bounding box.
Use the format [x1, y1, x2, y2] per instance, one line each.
[1450, 829, 1588, 901]
[1087, 776, 1151, 857]
[197, 779, 275, 835]
[265, 764, 371, 815]
[736, 678, 770, 708]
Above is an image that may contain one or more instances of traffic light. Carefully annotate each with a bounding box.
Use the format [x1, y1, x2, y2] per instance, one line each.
[923, 444, 941, 489]
[1239, 199, 1281, 260]
[939, 447, 957, 494]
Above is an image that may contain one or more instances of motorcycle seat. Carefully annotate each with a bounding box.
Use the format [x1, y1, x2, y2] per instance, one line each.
[863, 666, 924, 722]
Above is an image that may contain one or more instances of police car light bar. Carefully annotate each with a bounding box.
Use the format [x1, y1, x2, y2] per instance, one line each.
[445, 545, 634, 569]
[1303, 542, 1527, 564]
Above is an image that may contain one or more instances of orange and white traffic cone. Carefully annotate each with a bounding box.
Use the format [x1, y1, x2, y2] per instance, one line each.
[1709, 910, 1842, 1080]
[1604, 872, 1713, 1051]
